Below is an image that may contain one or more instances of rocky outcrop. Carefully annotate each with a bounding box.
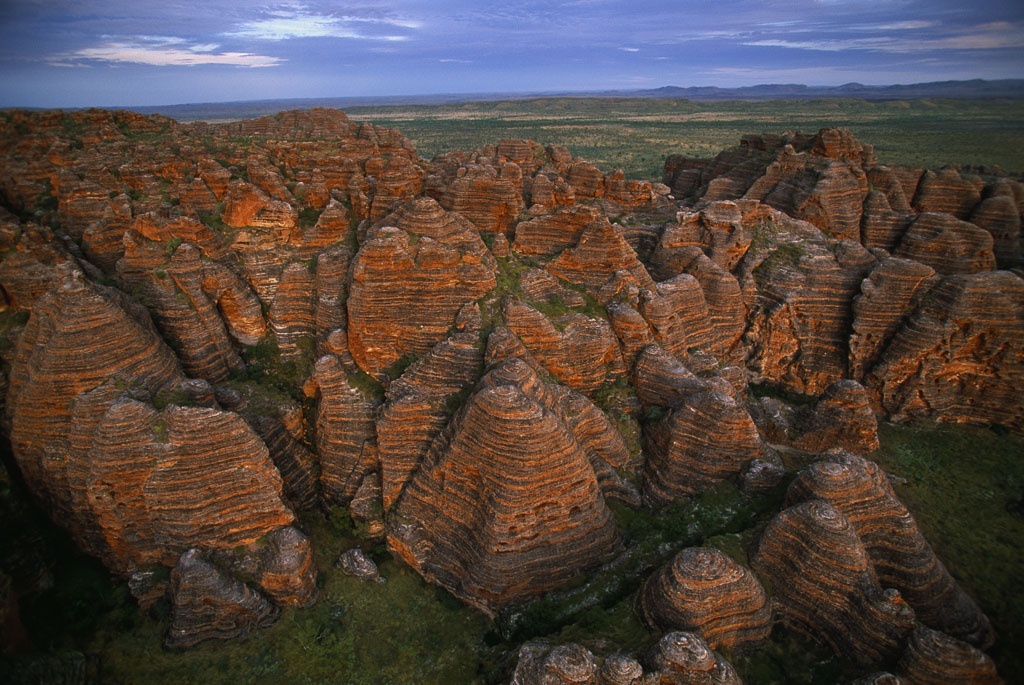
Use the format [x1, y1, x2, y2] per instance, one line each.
[893, 212, 996, 275]
[546, 216, 655, 293]
[897, 625, 1002, 685]
[865, 270, 1024, 428]
[740, 214, 877, 395]
[510, 643, 598, 685]
[636, 547, 771, 651]
[377, 327, 484, 508]
[513, 205, 604, 257]
[849, 258, 939, 381]
[310, 354, 379, 508]
[502, 297, 625, 394]
[785, 451, 993, 647]
[645, 631, 742, 685]
[970, 192, 1021, 268]
[347, 199, 496, 378]
[166, 548, 279, 649]
[751, 379, 880, 454]
[642, 387, 768, 505]
[117, 235, 245, 383]
[911, 169, 981, 219]
[388, 359, 621, 614]
[750, 500, 916, 664]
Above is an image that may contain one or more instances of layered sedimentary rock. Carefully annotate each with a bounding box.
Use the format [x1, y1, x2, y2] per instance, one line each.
[897, 625, 1002, 685]
[970, 192, 1021, 267]
[645, 631, 742, 685]
[750, 500, 915, 664]
[785, 451, 993, 647]
[848, 258, 939, 381]
[118, 235, 245, 383]
[911, 169, 981, 219]
[0, 221, 76, 310]
[310, 354, 379, 507]
[740, 216, 877, 395]
[513, 205, 604, 257]
[546, 216, 655, 293]
[2, 108, 1022, 672]
[510, 643, 598, 685]
[247, 415, 320, 512]
[377, 327, 484, 508]
[218, 526, 318, 608]
[865, 270, 1024, 428]
[502, 297, 625, 394]
[166, 548, 279, 649]
[388, 359, 621, 613]
[643, 387, 768, 505]
[751, 379, 880, 454]
[347, 199, 496, 378]
[893, 212, 996, 275]
[636, 547, 771, 651]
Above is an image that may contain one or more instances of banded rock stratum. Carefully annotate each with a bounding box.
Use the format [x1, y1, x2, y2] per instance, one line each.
[0, 108, 1018, 678]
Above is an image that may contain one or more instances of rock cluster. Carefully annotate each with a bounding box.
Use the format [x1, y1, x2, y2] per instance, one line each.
[0, 109, 1017, 676]
[510, 633, 742, 685]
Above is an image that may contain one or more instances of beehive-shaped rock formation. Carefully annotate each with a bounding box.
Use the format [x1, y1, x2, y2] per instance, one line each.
[785, 451, 993, 647]
[642, 387, 768, 505]
[750, 500, 915, 664]
[636, 547, 771, 651]
[897, 625, 1002, 685]
[347, 198, 496, 378]
[387, 358, 621, 613]
[165, 548, 279, 649]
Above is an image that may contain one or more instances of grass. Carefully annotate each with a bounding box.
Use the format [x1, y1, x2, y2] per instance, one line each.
[873, 421, 1024, 679]
[346, 97, 1024, 180]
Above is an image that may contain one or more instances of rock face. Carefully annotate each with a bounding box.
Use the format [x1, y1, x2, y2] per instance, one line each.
[636, 547, 771, 651]
[387, 359, 622, 614]
[750, 500, 915, 664]
[166, 548, 279, 649]
[347, 198, 496, 378]
[642, 389, 767, 505]
[0, 109, 1018, 675]
[751, 379, 880, 454]
[864, 270, 1024, 429]
[897, 625, 1002, 685]
[785, 451, 993, 647]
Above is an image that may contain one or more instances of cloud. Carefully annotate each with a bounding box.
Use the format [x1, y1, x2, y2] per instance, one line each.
[55, 37, 284, 68]
[226, 6, 416, 41]
[744, 20, 1024, 54]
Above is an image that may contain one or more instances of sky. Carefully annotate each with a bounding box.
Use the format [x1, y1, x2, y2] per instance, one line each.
[0, 0, 1022, 108]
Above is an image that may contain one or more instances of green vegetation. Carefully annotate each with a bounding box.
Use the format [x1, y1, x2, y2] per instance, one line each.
[873, 422, 1024, 678]
[346, 97, 1024, 180]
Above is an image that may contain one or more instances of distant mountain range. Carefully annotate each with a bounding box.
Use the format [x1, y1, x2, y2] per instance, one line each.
[622, 79, 1024, 101]
[134, 79, 1024, 122]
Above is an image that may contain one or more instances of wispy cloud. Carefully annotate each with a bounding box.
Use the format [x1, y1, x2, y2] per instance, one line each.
[53, 36, 283, 68]
[745, 21, 1024, 53]
[226, 6, 416, 41]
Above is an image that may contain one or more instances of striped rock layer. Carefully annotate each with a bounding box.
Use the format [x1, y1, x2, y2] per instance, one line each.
[785, 451, 993, 647]
[636, 546, 771, 651]
[750, 500, 916, 664]
[387, 359, 622, 614]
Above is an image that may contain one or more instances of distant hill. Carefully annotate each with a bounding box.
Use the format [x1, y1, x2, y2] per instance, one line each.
[624, 79, 1024, 101]
[132, 79, 1024, 122]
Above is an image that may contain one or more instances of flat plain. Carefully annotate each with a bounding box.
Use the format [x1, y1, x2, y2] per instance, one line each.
[343, 96, 1024, 181]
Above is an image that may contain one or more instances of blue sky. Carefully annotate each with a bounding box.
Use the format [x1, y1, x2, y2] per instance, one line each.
[1, 0, 1022, 108]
